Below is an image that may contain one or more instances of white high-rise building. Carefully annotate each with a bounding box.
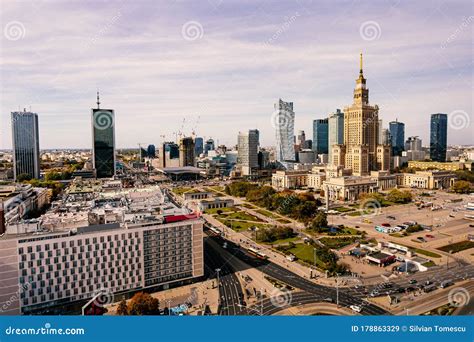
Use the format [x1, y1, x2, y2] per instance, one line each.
[274, 99, 295, 163]
[238, 129, 259, 176]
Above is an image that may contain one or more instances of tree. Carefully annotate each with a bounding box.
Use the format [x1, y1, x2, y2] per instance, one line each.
[17, 173, 32, 182]
[128, 292, 160, 315]
[117, 299, 128, 315]
[308, 211, 328, 232]
[386, 189, 412, 204]
[45, 171, 62, 181]
[452, 180, 471, 194]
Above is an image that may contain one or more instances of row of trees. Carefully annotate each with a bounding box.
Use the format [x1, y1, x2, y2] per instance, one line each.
[225, 182, 322, 223]
[256, 226, 295, 243]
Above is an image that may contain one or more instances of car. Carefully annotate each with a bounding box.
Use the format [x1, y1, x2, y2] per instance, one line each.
[424, 280, 433, 286]
[350, 305, 362, 313]
[417, 237, 426, 242]
[409, 279, 417, 284]
[440, 280, 454, 289]
[387, 215, 396, 220]
[323, 297, 334, 303]
[425, 234, 435, 239]
[469, 224, 474, 228]
[381, 223, 391, 227]
[355, 225, 360, 228]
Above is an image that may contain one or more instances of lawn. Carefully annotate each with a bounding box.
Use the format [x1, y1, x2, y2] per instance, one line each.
[215, 218, 269, 232]
[437, 240, 474, 253]
[204, 207, 239, 215]
[276, 218, 292, 224]
[319, 237, 359, 249]
[333, 206, 354, 213]
[171, 187, 192, 195]
[223, 211, 264, 222]
[240, 203, 256, 209]
[261, 236, 299, 245]
[256, 209, 279, 219]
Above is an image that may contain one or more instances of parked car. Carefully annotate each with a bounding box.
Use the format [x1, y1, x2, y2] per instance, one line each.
[387, 215, 396, 220]
[417, 237, 426, 242]
[381, 223, 391, 227]
[425, 234, 435, 239]
[440, 280, 454, 289]
[409, 279, 417, 284]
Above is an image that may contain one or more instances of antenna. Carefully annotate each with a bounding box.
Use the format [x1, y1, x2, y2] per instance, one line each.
[96, 90, 101, 109]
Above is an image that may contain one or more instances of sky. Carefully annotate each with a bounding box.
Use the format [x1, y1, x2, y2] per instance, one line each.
[0, 0, 472, 149]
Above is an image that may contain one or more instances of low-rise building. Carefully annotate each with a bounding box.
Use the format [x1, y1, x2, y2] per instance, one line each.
[198, 198, 234, 211]
[271, 170, 309, 190]
[407, 160, 472, 172]
[323, 176, 378, 201]
[183, 191, 212, 201]
[307, 172, 326, 190]
[370, 171, 397, 191]
[401, 170, 456, 190]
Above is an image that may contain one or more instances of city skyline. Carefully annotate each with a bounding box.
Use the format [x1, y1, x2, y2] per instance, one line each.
[1, 0, 472, 150]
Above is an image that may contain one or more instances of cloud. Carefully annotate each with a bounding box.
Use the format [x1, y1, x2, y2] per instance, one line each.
[0, 0, 472, 149]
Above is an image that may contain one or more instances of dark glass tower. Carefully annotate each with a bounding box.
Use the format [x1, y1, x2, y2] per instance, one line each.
[430, 113, 448, 162]
[11, 109, 40, 180]
[194, 137, 204, 156]
[389, 120, 405, 156]
[312, 118, 329, 154]
[92, 93, 116, 178]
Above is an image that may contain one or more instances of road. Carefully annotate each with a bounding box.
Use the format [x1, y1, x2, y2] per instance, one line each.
[204, 237, 246, 315]
[206, 234, 388, 315]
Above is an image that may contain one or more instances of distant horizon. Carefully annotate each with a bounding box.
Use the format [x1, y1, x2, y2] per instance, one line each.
[1, 0, 472, 149]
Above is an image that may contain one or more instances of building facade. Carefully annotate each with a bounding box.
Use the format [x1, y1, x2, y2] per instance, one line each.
[312, 118, 329, 155]
[238, 129, 259, 176]
[179, 137, 195, 167]
[0, 220, 203, 315]
[274, 99, 296, 162]
[271, 170, 308, 190]
[92, 106, 116, 178]
[194, 137, 204, 156]
[323, 176, 379, 201]
[328, 109, 344, 165]
[11, 110, 40, 180]
[389, 120, 405, 156]
[401, 170, 455, 190]
[430, 113, 448, 162]
[341, 54, 388, 176]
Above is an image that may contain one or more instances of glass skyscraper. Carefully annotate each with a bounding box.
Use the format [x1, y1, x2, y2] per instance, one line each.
[274, 99, 295, 162]
[92, 108, 116, 178]
[11, 110, 40, 180]
[313, 118, 329, 155]
[328, 109, 344, 163]
[430, 113, 448, 162]
[389, 120, 405, 156]
[194, 137, 204, 156]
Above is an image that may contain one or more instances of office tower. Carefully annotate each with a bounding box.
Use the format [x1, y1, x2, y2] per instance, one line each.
[92, 93, 116, 178]
[258, 150, 270, 169]
[204, 138, 215, 154]
[342, 54, 387, 175]
[328, 109, 344, 164]
[298, 149, 316, 164]
[405, 136, 422, 151]
[160, 142, 179, 168]
[313, 118, 329, 155]
[238, 129, 259, 176]
[274, 99, 295, 162]
[381, 129, 391, 145]
[389, 119, 405, 156]
[146, 144, 156, 158]
[11, 109, 40, 180]
[297, 130, 306, 146]
[430, 113, 448, 162]
[403, 136, 425, 161]
[179, 137, 195, 166]
[194, 137, 204, 156]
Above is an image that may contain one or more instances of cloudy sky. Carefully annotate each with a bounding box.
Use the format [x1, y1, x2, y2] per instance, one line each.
[0, 0, 472, 149]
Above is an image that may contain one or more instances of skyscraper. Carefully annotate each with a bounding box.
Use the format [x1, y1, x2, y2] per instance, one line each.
[274, 99, 295, 163]
[328, 109, 344, 164]
[389, 120, 405, 156]
[313, 119, 329, 155]
[204, 138, 215, 155]
[339, 53, 388, 175]
[11, 109, 40, 180]
[297, 130, 306, 146]
[238, 129, 259, 176]
[92, 93, 116, 178]
[430, 113, 448, 162]
[194, 137, 204, 156]
[147, 144, 156, 158]
[179, 137, 195, 166]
